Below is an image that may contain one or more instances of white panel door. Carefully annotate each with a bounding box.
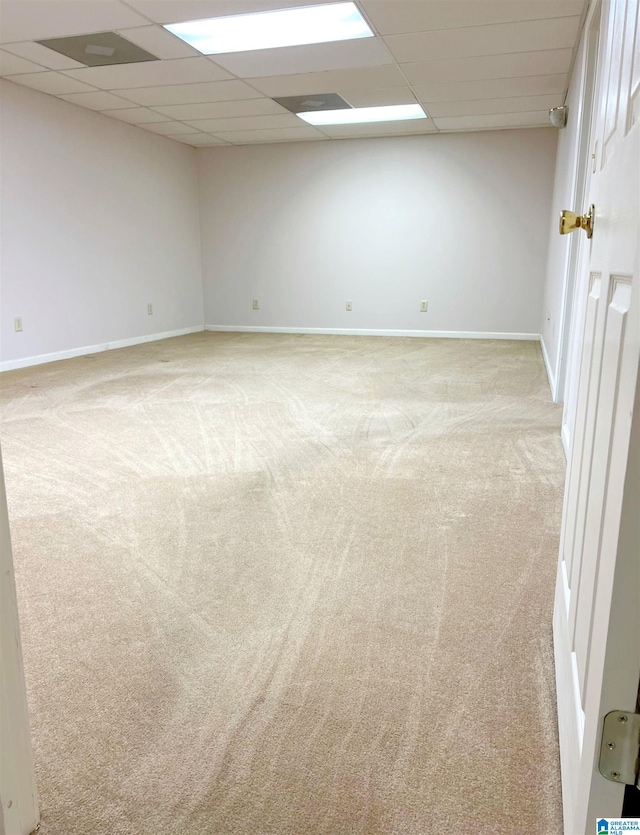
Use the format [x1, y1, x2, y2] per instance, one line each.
[553, 1, 640, 833]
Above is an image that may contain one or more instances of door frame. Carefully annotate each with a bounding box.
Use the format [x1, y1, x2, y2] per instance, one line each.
[0, 446, 39, 835]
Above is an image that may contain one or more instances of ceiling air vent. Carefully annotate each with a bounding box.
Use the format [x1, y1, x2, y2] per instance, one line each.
[273, 93, 352, 114]
[36, 32, 158, 67]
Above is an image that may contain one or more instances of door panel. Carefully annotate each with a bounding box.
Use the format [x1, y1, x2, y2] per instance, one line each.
[600, 0, 627, 164]
[562, 274, 603, 590]
[561, 275, 602, 588]
[573, 274, 632, 698]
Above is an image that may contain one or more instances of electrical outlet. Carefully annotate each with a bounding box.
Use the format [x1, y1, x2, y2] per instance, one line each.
[14, 316, 23, 332]
[252, 299, 259, 310]
[346, 300, 352, 311]
[420, 300, 428, 312]
[147, 303, 153, 315]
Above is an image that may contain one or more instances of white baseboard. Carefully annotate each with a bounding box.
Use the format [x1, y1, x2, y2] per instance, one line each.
[205, 325, 541, 341]
[0, 325, 204, 372]
[2, 325, 542, 372]
[540, 336, 558, 401]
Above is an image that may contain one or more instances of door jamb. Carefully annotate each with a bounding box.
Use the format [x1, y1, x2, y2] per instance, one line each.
[0, 446, 39, 835]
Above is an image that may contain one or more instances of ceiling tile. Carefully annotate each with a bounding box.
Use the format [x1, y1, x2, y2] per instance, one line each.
[1, 41, 86, 69]
[106, 107, 172, 123]
[402, 49, 573, 85]
[124, 0, 327, 25]
[115, 25, 201, 59]
[172, 133, 229, 145]
[210, 37, 394, 79]
[361, 0, 585, 36]
[250, 65, 406, 97]
[150, 98, 287, 120]
[61, 57, 232, 90]
[0, 0, 587, 143]
[0, 50, 47, 75]
[0, 0, 149, 44]
[212, 125, 325, 143]
[117, 79, 260, 106]
[8, 71, 97, 95]
[317, 119, 437, 138]
[433, 111, 551, 130]
[425, 93, 563, 117]
[339, 86, 418, 107]
[59, 90, 138, 110]
[413, 74, 567, 103]
[141, 121, 201, 135]
[385, 16, 581, 63]
[184, 113, 303, 131]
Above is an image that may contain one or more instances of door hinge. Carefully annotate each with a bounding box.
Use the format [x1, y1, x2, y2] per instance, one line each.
[599, 710, 640, 786]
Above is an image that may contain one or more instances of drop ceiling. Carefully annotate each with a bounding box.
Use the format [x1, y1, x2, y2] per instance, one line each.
[0, 0, 587, 146]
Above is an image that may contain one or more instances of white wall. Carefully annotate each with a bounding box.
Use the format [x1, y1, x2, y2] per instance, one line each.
[198, 128, 558, 337]
[0, 85, 560, 366]
[0, 79, 204, 369]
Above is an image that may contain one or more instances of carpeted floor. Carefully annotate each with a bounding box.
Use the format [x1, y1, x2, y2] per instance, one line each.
[0, 333, 565, 835]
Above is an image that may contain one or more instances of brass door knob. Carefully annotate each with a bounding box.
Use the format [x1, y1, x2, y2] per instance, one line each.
[559, 204, 595, 238]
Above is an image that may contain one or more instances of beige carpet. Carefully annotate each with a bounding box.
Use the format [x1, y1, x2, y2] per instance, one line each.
[0, 333, 565, 835]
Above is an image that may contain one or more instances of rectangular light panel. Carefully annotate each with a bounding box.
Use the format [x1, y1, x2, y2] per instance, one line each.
[298, 104, 428, 125]
[164, 2, 373, 54]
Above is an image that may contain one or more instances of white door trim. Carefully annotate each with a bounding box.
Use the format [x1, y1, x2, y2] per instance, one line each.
[0, 447, 39, 835]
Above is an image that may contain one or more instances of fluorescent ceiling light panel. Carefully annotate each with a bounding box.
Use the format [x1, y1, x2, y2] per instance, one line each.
[164, 2, 373, 55]
[298, 104, 427, 125]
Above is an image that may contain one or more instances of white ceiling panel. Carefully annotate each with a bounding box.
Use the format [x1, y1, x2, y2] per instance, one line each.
[0, 0, 588, 145]
[249, 65, 406, 97]
[213, 125, 325, 142]
[317, 119, 437, 138]
[385, 16, 581, 64]
[184, 113, 303, 131]
[0, 1, 149, 44]
[141, 121, 201, 135]
[59, 90, 138, 110]
[1, 41, 85, 70]
[115, 25, 201, 59]
[339, 86, 418, 107]
[361, 0, 585, 36]
[172, 133, 229, 145]
[107, 107, 172, 123]
[0, 50, 46, 75]
[425, 93, 563, 118]
[402, 49, 573, 86]
[8, 71, 97, 95]
[116, 79, 260, 106]
[434, 110, 551, 130]
[124, 0, 328, 25]
[150, 98, 287, 120]
[210, 37, 393, 79]
[61, 56, 232, 89]
[413, 74, 567, 103]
